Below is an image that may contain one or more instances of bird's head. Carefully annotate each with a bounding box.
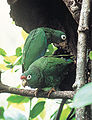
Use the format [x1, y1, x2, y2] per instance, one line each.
[52, 30, 66, 44]
[20, 66, 44, 88]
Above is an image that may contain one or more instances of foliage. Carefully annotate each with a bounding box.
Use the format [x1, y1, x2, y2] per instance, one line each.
[30, 101, 45, 119]
[6, 95, 46, 120]
[7, 95, 30, 103]
[50, 110, 58, 119]
[45, 44, 57, 56]
[72, 82, 92, 108]
[89, 51, 92, 60]
[60, 104, 75, 120]
[0, 48, 7, 56]
[16, 47, 22, 57]
[50, 104, 75, 120]
[0, 106, 4, 119]
[0, 47, 22, 71]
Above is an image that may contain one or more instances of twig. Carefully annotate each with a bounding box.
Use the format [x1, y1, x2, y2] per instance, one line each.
[55, 99, 67, 120]
[68, 114, 75, 120]
[7, 0, 18, 5]
[73, 0, 91, 119]
[0, 71, 1, 83]
[62, 0, 81, 24]
[0, 83, 74, 99]
[66, 108, 75, 120]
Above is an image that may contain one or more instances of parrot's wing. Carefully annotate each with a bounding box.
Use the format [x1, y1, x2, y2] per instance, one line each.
[40, 57, 73, 78]
[22, 28, 47, 71]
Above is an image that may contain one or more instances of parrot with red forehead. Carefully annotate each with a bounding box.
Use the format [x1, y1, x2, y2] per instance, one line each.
[21, 56, 73, 90]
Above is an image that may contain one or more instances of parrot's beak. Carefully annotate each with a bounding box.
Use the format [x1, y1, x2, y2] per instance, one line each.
[22, 79, 28, 87]
[20, 76, 28, 87]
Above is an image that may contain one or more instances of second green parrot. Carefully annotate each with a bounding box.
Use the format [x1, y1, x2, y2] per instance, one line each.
[21, 56, 74, 90]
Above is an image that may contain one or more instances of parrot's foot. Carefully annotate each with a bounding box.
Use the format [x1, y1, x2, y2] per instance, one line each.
[34, 88, 56, 97]
[48, 88, 56, 97]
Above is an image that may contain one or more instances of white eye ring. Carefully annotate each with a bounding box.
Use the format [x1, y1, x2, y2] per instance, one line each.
[27, 75, 31, 80]
[61, 35, 66, 40]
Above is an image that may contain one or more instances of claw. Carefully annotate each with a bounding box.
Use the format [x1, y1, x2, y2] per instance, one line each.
[48, 88, 56, 97]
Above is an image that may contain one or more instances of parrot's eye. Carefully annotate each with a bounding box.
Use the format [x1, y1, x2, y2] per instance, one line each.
[61, 35, 66, 40]
[27, 75, 31, 80]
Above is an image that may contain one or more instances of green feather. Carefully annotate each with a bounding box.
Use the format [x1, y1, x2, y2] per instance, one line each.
[21, 56, 73, 89]
[22, 27, 66, 71]
[22, 28, 47, 71]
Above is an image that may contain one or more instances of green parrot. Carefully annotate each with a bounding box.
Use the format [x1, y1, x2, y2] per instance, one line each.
[22, 27, 66, 71]
[21, 56, 73, 90]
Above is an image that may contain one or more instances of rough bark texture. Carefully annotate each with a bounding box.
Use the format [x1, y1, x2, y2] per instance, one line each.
[73, 0, 91, 119]
[0, 83, 74, 99]
[62, 0, 81, 23]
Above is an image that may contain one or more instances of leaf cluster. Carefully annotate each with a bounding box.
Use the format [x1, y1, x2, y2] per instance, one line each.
[0, 47, 22, 72]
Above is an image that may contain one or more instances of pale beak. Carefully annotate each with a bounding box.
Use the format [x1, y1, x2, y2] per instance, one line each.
[22, 79, 28, 87]
[20, 75, 27, 87]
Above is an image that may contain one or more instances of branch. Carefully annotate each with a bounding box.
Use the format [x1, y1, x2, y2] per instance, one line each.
[0, 83, 74, 99]
[62, 0, 81, 24]
[72, 0, 91, 119]
[73, 0, 91, 93]
[7, 0, 19, 5]
[0, 71, 1, 83]
[90, 24, 92, 118]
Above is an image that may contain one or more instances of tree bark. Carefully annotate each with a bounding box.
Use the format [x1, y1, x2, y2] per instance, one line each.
[0, 83, 74, 99]
[73, 0, 91, 119]
[62, 0, 81, 24]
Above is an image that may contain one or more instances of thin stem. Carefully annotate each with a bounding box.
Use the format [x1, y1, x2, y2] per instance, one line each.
[55, 99, 67, 120]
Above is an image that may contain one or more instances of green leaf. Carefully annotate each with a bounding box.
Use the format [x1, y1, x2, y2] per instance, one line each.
[48, 44, 54, 53]
[89, 51, 92, 60]
[50, 110, 57, 119]
[15, 57, 22, 65]
[60, 104, 75, 120]
[72, 82, 92, 108]
[0, 107, 4, 119]
[6, 65, 13, 69]
[3, 59, 11, 64]
[30, 101, 45, 119]
[16, 47, 22, 57]
[17, 85, 21, 88]
[7, 95, 30, 103]
[45, 44, 58, 56]
[0, 48, 6, 56]
[14, 68, 20, 72]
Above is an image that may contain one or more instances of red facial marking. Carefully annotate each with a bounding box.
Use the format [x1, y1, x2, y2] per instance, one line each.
[20, 76, 27, 80]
